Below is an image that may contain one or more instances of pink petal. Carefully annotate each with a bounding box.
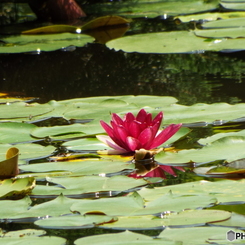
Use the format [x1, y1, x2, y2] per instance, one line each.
[149, 123, 182, 149]
[125, 112, 135, 122]
[111, 121, 130, 150]
[117, 125, 129, 143]
[152, 111, 163, 125]
[145, 113, 153, 125]
[126, 136, 142, 151]
[151, 121, 161, 138]
[124, 112, 135, 131]
[112, 113, 124, 126]
[136, 109, 147, 123]
[100, 120, 115, 139]
[96, 135, 127, 153]
[128, 120, 142, 138]
[138, 128, 153, 149]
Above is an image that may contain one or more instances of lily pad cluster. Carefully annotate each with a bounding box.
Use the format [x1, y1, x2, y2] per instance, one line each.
[3, 0, 245, 53]
[0, 95, 245, 244]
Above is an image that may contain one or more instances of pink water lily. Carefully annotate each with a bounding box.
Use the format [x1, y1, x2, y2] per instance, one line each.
[96, 109, 182, 154]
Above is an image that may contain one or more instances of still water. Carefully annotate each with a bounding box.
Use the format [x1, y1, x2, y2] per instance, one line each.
[1, 44, 245, 105]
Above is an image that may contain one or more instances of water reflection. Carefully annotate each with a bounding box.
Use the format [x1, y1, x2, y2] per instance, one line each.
[1, 44, 245, 105]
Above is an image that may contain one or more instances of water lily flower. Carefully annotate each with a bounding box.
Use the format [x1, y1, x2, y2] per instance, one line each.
[96, 109, 182, 154]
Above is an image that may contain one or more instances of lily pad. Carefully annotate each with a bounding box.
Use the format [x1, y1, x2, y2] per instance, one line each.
[30, 175, 147, 197]
[138, 179, 245, 204]
[156, 136, 245, 164]
[195, 28, 245, 39]
[0, 122, 37, 144]
[100, 210, 231, 230]
[201, 17, 245, 28]
[1, 229, 66, 245]
[0, 143, 55, 162]
[159, 226, 245, 245]
[74, 230, 181, 245]
[0, 33, 94, 53]
[30, 124, 86, 140]
[0, 102, 53, 120]
[35, 214, 118, 229]
[0, 196, 31, 219]
[20, 159, 134, 177]
[70, 191, 216, 216]
[85, 0, 218, 18]
[0, 177, 35, 199]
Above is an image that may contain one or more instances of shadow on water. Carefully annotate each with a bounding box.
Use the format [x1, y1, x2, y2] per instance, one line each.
[1, 44, 245, 105]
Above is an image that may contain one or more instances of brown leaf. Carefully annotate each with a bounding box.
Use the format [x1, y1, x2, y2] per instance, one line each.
[0, 147, 19, 179]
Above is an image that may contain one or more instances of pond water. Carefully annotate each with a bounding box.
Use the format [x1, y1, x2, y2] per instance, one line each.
[1, 43, 245, 105]
[1, 1, 245, 245]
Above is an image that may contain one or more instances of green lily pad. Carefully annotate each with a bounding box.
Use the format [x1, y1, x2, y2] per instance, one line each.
[2, 235, 66, 245]
[221, 1, 245, 11]
[159, 226, 245, 245]
[20, 159, 134, 177]
[0, 102, 53, 120]
[85, 0, 218, 18]
[74, 230, 181, 245]
[0, 143, 55, 162]
[195, 28, 245, 39]
[175, 12, 245, 22]
[0, 196, 31, 219]
[35, 214, 118, 229]
[31, 175, 147, 197]
[2, 229, 66, 244]
[0, 177, 35, 199]
[70, 191, 216, 216]
[156, 136, 245, 164]
[62, 138, 112, 151]
[30, 124, 86, 140]
[3, 229, 46, 237]
[201, 17, 245, 29]
[0, 33, 94, 53]
[106, 30, 245, 53]
[10, 195, 77, 220]
[0, 122, 37, 143]
[100, 210, 231, 230]
[210, 212, 245, 229]
[138, 179, 245, 204]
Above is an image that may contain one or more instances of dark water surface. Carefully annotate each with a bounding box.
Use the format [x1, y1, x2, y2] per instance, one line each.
[1, 44, 245, 105]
